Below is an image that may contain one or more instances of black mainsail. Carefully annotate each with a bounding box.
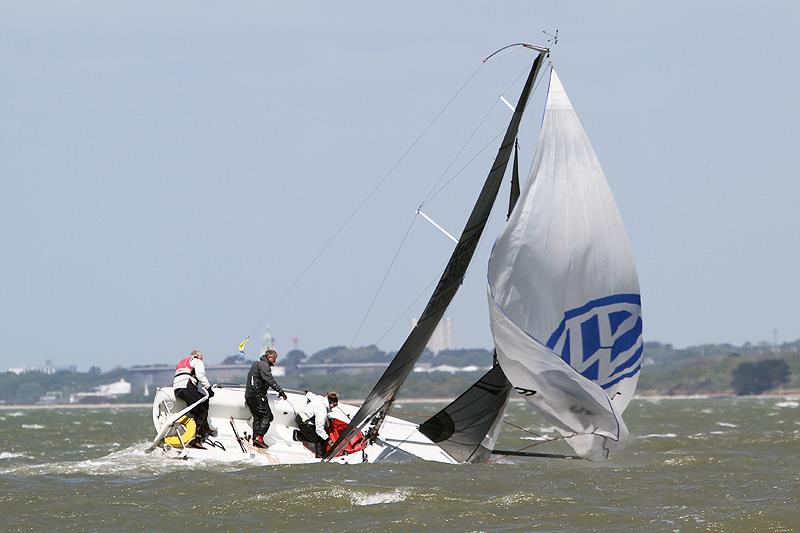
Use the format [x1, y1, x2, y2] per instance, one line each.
[325, 50, 547, 460]
[418, 136, 526, 462]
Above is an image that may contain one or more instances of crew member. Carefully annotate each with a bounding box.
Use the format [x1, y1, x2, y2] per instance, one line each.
[296, 391, 338, 458]
[173, 349, 214, 449]
[245, 349, 287, 449]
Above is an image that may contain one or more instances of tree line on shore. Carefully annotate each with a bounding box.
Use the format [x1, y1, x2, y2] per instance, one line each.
[2, 341, 798, 404]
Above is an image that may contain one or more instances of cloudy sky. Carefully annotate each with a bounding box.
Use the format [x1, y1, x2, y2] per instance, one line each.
[1, 1, 798, 369]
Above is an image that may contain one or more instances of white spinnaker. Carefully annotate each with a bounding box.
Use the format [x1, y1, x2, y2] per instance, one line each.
[488, 69, 643, 460]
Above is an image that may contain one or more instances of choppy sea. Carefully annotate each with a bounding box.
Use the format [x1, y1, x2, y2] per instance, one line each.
[1, 397, 798, 532]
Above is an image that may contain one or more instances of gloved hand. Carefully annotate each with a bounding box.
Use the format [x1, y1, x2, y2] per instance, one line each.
[207, 388, 215, 398]
[326, 438, 334, 448]
[279, 392, 288, 401]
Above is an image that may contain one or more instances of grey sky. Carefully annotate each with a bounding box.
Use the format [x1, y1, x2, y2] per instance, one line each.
[1, 1, 798, 369]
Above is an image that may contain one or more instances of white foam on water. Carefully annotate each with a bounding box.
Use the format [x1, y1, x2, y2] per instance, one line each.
[7, 412, 24, 417]
[101, 421, 113, 425]
[0, 452, 29, 460]
[717, 422, 737, 428]
[21, 424, 45, 429]
[664, 456, 696, 466]
[0, 441, 262, 477]
[700, 408, 713, 414]
[709, 431, 725, 435]
[638, 433, 678, 439]
[775, 401, 799, 408]
[350, 489, 408, 506]
[537, 426, 559, 433]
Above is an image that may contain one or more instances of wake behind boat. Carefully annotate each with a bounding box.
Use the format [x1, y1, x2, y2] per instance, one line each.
[148, 41, 643, 465]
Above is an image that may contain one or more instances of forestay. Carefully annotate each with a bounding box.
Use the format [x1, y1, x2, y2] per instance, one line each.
[488, 69, 643, 460]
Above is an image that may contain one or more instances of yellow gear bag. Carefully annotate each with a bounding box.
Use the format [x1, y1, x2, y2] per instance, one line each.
[163, 415, 197, 449]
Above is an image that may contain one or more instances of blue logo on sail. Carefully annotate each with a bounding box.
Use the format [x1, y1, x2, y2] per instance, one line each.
[546, 294, 643, 389]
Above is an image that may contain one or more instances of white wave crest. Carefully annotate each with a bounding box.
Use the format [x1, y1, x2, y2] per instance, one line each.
[21, 424, 45, 429]
[775, 401, 799, 408]
[7, 412, 24, 417]
[0, 441, 260, 477]
[351, 489, 408, 506]
[717, 422, 738, 428]
[638, 433, 677, 439]
[0, 452, 29, 460]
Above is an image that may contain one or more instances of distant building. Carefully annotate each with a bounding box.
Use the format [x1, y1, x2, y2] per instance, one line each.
[262, 327, 277, 354]
[6, 360, 62, 375]
[411, 317, 454, 355]
[69, 379, 132, 404]
[127, 364, 285, 395]
[38, 391, 65, 404]
[296, 362, 389, 376]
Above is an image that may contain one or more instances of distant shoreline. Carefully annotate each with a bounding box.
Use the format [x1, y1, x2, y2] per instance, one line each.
[1, 392, 798, 410]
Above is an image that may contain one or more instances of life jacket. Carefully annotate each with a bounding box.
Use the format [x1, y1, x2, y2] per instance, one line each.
[174, 354, 198, 383]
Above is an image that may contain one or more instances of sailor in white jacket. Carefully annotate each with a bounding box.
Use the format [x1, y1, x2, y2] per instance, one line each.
[296, 391, 338, 458]
[172, 350, 215, 447]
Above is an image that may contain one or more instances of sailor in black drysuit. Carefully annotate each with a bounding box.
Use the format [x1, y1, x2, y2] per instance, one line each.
[245, 349, 287, 448]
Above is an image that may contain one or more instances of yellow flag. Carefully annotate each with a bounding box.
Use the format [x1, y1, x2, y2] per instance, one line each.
[238, 336, 250, 354]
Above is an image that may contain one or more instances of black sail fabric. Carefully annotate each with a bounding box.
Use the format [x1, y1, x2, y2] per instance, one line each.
[507, 139, 521, 220]
[426, 137, 526, 463]
[325, 52, 546, 460]
[419, 363, 512, 463]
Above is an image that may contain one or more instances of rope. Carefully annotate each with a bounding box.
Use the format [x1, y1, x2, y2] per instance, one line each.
[243, 63, 485, 343]
[487, 419, 580, 462]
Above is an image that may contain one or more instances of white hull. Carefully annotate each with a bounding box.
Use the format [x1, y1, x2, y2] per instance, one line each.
[150, 387, 457, 465]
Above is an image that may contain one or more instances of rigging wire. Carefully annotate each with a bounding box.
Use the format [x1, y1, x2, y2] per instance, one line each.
[373, 275, 439, 347]
[418, 100, 500, 208]
[242, 62, 486, 342]
[421, 66, 550, 207]
[361, 59, 550, 351]
[419, 65, 530, 209]
[348, 212, 419, 348]
[487, 420, 580, 462]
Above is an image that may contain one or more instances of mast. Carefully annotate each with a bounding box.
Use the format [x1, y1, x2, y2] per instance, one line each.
[325, 49, 548, 460]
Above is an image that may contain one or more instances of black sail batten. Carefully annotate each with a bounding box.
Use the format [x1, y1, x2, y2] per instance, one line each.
[418, 362, 512, 463]
[507, 139, 521, 220]
[324, 52, 546, 461]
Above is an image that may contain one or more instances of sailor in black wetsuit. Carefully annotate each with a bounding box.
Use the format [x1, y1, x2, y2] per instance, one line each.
[245, 349, 287, 448]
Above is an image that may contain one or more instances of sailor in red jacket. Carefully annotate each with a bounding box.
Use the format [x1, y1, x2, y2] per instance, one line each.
[173, 350, 213, 448]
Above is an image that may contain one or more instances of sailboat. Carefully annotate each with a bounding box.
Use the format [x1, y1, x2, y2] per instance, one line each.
[148, 43, 642, 464]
